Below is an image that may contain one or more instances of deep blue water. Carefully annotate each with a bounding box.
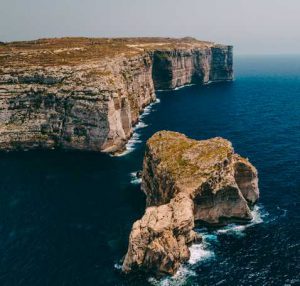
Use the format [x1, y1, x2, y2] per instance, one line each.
[0, 56, 299, 286]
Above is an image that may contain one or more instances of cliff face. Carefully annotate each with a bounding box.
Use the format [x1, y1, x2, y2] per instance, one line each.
[152, 45, 233, 90]
[123, 131, 259, 275]
[0, 51, 155, 153]
[210, 45, 233, 81]
[0, 38, 233, 153]
[122, 192, 200, 276]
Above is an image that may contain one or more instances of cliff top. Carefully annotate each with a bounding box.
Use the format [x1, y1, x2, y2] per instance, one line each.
[0, 37, 219, 68]
[146, 131, 235, 190]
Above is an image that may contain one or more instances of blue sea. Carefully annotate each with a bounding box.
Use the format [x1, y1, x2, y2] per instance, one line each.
[0, 56, 299, 286]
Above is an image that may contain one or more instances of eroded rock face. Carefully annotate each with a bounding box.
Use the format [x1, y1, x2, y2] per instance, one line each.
[152, 46, 233, 90]
[233, 155, 259, 205]
[123, 131, 259, 275]
[0, 53, 155, 153]
[122, 192, 200, 275]
[0, 38, 233, 153]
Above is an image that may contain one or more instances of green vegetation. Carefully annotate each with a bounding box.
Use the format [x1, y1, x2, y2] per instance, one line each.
[147, 131, 232, 185]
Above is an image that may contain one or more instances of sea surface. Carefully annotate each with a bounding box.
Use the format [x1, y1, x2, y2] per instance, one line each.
[0, 56, 299, 286]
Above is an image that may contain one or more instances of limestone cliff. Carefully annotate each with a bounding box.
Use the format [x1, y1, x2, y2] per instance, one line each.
[152, 45, 233, 90]
[0, 38, 233, 153]
[122, 131, 259, 276]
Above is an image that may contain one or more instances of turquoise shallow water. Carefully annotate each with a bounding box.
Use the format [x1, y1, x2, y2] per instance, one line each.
[0, 56, 299, 285]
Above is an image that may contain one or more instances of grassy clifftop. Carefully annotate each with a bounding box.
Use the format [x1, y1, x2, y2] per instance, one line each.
[0, 37, 214, 67]
[146, 131, 234, 188]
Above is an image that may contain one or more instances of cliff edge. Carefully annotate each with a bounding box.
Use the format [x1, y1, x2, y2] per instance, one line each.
[0, 37, 233, 153]
[122, 131, 259, 276]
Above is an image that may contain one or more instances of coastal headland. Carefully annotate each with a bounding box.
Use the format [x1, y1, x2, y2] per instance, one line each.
[0, 37, 233, 153]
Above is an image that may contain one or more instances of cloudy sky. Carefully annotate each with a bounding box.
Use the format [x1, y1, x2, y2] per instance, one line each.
[1, 0, 300, 54]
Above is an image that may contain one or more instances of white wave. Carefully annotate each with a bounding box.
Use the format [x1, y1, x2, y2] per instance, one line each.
[174, 83, 196, 91]
[157, 84, 196, 93]
[146, 206, 268, 286]
[130, 171, 142, 185]
[139, 98, 160, 118]
[116, 98, 161, 157]
[188, 242, 215, 265]
[148, 266, 196, 286]
[148, 234, 215, 286]
[114, 263, 122, 270]
[133, 121, 148, 130]
[217, 205, 267, 236]
[217, 224, 247, 237]
[115, 133, 142, 157]
[188, 233, 216, 265]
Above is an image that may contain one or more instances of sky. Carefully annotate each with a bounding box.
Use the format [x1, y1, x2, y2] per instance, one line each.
[0, 0, 300, 54]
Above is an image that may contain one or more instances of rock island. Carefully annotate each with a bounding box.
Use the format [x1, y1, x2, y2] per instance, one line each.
[122, 131, 259, 276]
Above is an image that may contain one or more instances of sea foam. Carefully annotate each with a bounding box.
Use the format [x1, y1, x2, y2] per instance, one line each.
[148, 234, 215, 286]
[217, 205, 268, 236]
[130, 171, 142, 185]
[116, 98, 160, 157]
[174, 83, 196, 91]
[149, 205, 267, 286]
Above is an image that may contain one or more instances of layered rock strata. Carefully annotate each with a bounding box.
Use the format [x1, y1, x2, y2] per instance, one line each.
[0, 38, 233, 153]
[122, 131, 259, 275]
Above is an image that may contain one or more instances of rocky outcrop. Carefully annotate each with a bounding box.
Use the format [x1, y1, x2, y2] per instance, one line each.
[0, 38, 233, 153]
[122, 192, 201, 276]
[123, 131, 259, 275]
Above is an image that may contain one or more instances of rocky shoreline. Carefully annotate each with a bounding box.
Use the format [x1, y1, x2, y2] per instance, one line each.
[0, 37, 233, 153]
[122, 131, 259, 276]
